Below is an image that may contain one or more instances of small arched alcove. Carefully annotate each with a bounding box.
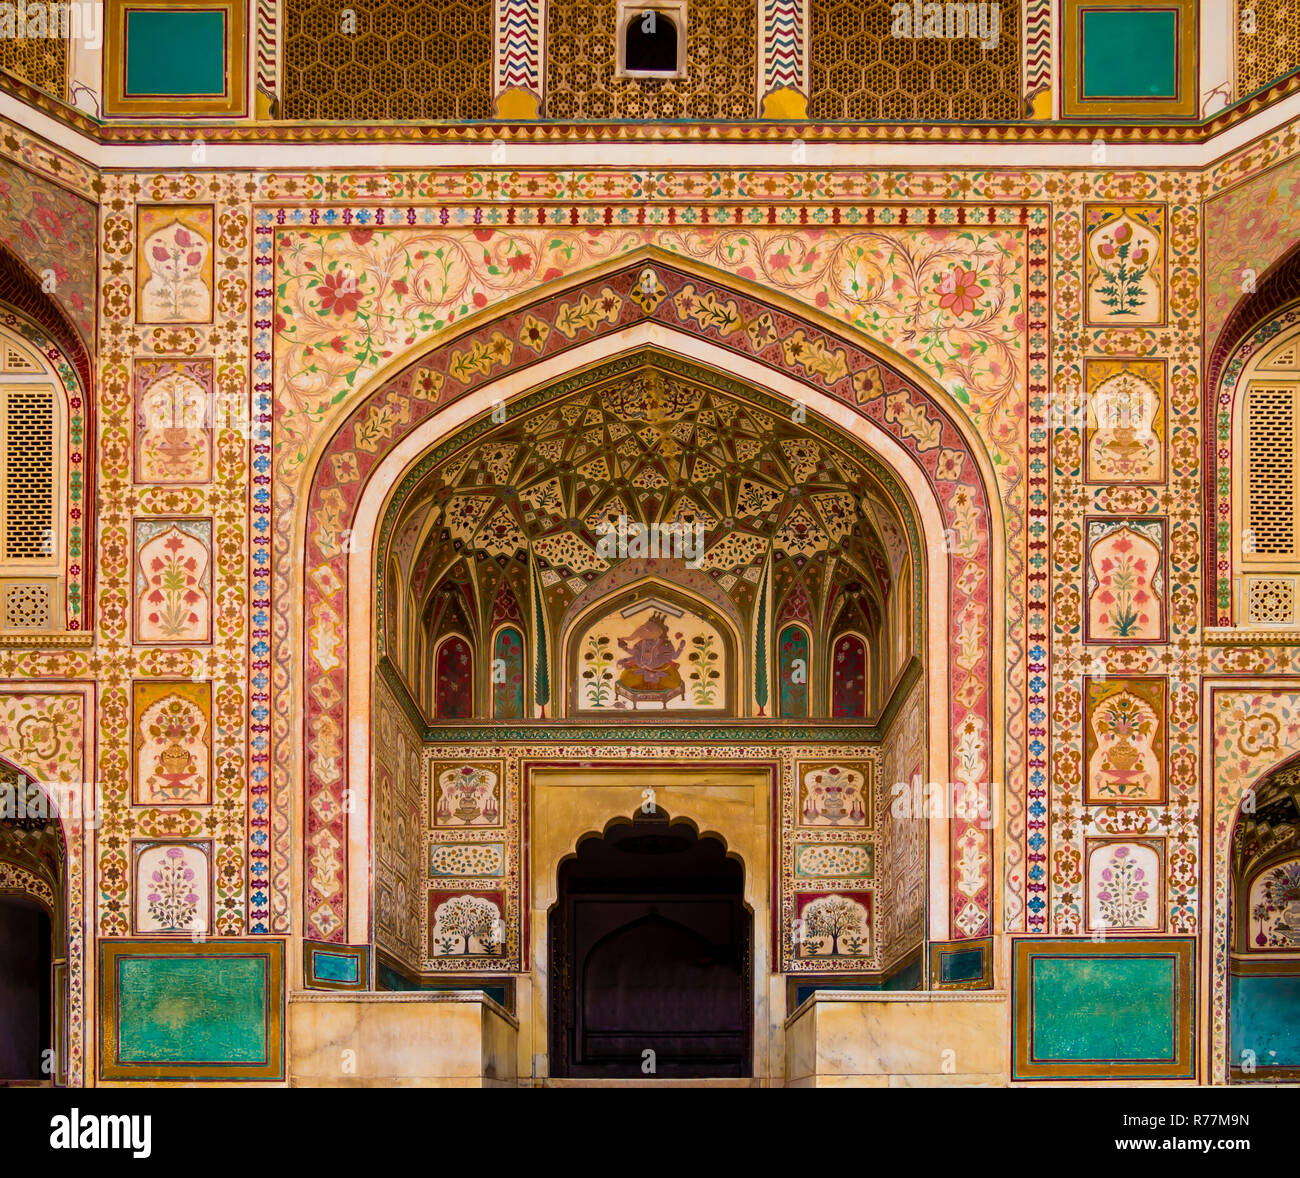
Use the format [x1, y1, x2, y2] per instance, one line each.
[549, 810, 750, 1079]
[0, 762, 67, 1085]
[1228, 753, 1300, 1082]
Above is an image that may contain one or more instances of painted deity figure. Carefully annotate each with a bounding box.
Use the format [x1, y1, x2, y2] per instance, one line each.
[616, 612, 686, 704]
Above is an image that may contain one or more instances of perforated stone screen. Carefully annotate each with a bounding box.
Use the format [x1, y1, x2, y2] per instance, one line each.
[282, 0, 493, 121]
[546, 0, 756, 120]
[0, 30, 67, 99]
[808, 0, 1020, 122]
[1237, 0, 1300, 99]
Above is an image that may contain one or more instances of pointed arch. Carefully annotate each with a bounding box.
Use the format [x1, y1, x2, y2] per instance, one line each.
[296, 258, 1003, 948]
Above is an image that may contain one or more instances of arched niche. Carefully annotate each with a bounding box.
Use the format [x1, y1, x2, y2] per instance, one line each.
[1226, 752, 1300, 1082]
[562, 580, 740, 717]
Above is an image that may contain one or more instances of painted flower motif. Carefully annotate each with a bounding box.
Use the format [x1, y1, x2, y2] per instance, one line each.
[938, 268, 980, 316]
[1239, 712, 1281, 758]
[317, 270, 363, 316]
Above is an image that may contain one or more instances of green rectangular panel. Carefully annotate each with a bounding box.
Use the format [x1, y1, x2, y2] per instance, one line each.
[117, 955, 268, 1064]
[1032, 955, 1176, 1061]
[1081, 9, 1178, 99]
[124, 10, 228, 97]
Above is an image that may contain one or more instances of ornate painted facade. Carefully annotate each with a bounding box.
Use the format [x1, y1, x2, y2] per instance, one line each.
[0, 0, 1297, 1092]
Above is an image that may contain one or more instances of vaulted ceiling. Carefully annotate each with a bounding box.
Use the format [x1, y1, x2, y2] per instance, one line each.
[381, 358, 919, 709]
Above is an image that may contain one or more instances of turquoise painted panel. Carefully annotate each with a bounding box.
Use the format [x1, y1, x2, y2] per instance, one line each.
[1081, 9, 1178, 99]
[1032, 955, 1176, 1061]
[940, 946, 985, 984]
[117, 955, 267, 1063]
[312, 951, 360, 984]
[125, 11, 227, 97]
[1231, 972, 1300, 1067]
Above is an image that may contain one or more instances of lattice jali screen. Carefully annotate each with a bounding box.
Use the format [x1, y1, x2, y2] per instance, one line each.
[0, 29, 67, 99]
[2, 389, 55, 563]
[808, 0, 1020, 121]
[2, 582, 51, 631]
[546, 0, 757, 120]
[1246, 577, 1296, 626]
[1236, 0, 1300, 99]
[1244, 385, 1297, 559]
[282, 0, 493, 121]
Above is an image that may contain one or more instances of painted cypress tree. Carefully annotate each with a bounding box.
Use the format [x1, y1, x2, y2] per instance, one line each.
[754, 550, 770, 716]
[531, 558, 550, 715]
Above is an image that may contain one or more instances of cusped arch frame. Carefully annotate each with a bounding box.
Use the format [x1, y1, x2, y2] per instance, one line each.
[0, 298, 94, 636]
[297, 256, 1003, 952]
[372, 350, 928, 720]
[0, 692, 91, 1088]
[1206, 296, 1300, 627]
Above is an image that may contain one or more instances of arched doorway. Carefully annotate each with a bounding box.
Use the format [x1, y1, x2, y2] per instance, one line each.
[1227, 755, 1300, 1083]
[0, 764, 67, 1086]
[548, 811, 750, 1079]
[299, 258, 1003, 1076]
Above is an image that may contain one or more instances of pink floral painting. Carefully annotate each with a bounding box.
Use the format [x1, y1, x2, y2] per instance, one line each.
[1085, 520, 1164, 643]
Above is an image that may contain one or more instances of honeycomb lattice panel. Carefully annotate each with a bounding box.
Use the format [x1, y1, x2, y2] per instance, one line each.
[546, 0, 757, 120]
[1237, 0, 1300, 99]
[1247, 577, 1296, 626]
[282, 0, 493, 121]
[0, 30, 67, 99]
[3, 390, 54, 562]
[2, 582, 49, 630]
[808, 0, 1020, 121]
[1245, 385, 1297, 559]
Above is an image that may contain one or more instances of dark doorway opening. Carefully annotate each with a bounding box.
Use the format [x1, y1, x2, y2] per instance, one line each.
[549, 811, 751, 1078]
[0, 897, 51, 1082]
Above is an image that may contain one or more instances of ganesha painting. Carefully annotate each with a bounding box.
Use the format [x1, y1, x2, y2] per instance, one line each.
[573, 593, 730, 713]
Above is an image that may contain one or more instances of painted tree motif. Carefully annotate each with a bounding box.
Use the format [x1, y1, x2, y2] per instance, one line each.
[1088, 216, 1154, 316]
[778, 625, 809, 718]
[433, 894, 502, 955]
[580, 633, 616, 707]
[799, 893, 870, 957]
[831, 634, 867, 718]
[686, 632, 721, 705]
[435, 636, 472, 718]
[1087, 525, 1162, 642]
[139, 214, 213, 323]
[492, 626, 525, 719]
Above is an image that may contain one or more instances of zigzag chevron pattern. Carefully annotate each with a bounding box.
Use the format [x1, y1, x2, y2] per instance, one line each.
[498, 0, 543, 95]
[1024, 0, 1051, 94]
[762, 0, 804, 92]
[255, 0, 276, 97]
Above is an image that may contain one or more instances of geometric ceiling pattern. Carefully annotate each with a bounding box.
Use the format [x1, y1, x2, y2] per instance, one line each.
[386, 363, 914, 667]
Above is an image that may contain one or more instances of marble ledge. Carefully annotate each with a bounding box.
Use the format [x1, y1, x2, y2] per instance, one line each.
[786, 990, 1008, 1028]
[289, 988, 519, 1029]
